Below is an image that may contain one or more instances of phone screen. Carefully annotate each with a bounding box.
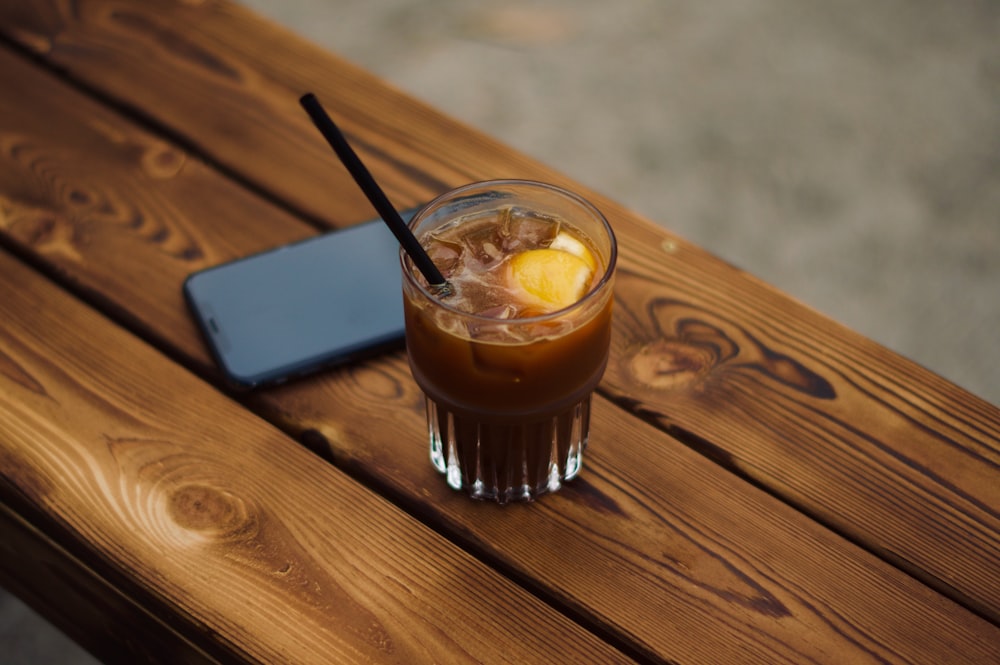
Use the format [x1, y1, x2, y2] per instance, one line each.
[183, 209, 418, 388]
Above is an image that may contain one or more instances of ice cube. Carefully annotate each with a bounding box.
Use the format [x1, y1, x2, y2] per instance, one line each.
[501, 209, 560, 253]
[460, 219, 506, 270]
[475, 304, 517, 320]
[468, 319, 526, 347]
[425, 238, 463, 279]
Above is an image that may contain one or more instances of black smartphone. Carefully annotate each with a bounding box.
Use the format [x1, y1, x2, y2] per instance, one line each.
[183, 208, 419, 388]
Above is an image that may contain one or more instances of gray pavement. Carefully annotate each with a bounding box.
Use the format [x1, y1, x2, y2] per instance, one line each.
[3, 1, 996, 662]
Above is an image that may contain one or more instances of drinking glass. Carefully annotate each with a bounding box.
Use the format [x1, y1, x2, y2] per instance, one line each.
[401, 180, 616, 503]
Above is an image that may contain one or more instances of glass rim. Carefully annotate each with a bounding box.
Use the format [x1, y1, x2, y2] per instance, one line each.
[400, 179, 617, 324]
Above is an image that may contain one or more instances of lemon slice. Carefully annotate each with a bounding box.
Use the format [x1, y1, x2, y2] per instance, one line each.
[549, 232, 597, 272]
[508, 248, 594, 312]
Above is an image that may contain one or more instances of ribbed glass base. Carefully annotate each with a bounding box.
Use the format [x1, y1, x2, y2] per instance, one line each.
[426, 396, 591, 503]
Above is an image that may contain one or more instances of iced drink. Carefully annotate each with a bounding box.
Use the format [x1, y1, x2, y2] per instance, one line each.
[401, 180, 616, 503]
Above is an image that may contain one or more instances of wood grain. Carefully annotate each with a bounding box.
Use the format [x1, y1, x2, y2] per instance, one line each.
[603, 235, 1000, 618]
[0, 44, 318, 373]
[1, 45, 998, 664]
[0, 0, 487, 219]
[1, 0, 997, 625]
[0, 250, 634, 665]
[263, 360, 1000, 664]
[0, 503, 216, 665]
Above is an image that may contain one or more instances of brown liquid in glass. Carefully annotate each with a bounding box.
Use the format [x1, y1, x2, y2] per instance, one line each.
[404, 209, 612, 499]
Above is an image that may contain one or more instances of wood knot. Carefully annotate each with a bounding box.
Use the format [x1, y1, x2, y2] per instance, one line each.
[67, 189, 93, 206]
[167, 483, 256, 542]
[629, 339, 714, 391]
[13, 212, 83, 262]
[141, 145, 186, 179]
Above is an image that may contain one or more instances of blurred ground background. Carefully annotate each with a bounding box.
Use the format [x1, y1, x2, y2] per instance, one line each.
[3, 0, 997, 662]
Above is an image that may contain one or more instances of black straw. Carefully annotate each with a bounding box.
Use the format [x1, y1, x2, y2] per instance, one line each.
[299, 93, 448, 289]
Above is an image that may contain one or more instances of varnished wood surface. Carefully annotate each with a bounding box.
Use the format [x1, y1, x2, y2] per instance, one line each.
[0, 503, 215, 665]
[2, 0, 998, 623]
[0, 250, 635, 665]
[0, 1, 998, 663]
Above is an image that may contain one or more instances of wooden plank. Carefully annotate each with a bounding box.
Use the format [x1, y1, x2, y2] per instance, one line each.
[1, 0, 998, 622]
[0, 0, 484, 220]
[1, 51, 998, 664]
[265, 368, 1000, 664]
[0, 503, 216, 665]
[0, 42, 318, 374]
[603, 248, 1000, 616]
[0, 249, 635, 664]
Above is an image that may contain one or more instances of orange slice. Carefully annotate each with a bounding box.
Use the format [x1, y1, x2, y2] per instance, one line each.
[549, 232, 597, 272]
[508, 248, 594, 312]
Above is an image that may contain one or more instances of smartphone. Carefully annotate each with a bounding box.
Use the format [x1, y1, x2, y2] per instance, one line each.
[183, 208, 419, 388]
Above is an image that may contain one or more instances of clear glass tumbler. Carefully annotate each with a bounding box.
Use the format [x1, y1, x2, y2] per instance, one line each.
[401, 180, 616, 503]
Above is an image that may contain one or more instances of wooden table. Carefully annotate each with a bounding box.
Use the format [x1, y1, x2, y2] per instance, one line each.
[1, 2, 997, 663]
